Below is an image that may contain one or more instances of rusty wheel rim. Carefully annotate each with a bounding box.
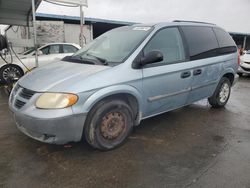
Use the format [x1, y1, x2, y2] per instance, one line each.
[100, 111, 126, 140]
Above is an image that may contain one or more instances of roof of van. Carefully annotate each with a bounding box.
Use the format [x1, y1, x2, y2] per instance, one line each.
[134, 21, 216, 28]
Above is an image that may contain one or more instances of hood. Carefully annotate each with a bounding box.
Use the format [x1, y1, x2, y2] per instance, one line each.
[18, 61, 109, 92]
[0, 55, 25, 66]
[0, 55, 19, 66]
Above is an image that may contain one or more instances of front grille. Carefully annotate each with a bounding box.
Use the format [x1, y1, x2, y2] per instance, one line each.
[12, 86, 36, 109]
[241, 66, 250, 72]
[19, 88, 35, 99]
[244, 61, 250, 65]
[15, 99, 26, 109]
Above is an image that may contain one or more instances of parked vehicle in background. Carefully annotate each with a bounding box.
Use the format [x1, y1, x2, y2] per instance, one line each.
[0, 43, 81, 84]
[0, 47, 38, 67]
[9, 22, 239, 150]
[238, 50, 250, 76]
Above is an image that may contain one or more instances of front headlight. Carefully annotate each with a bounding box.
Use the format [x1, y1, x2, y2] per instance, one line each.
[36, 93, 78, 109]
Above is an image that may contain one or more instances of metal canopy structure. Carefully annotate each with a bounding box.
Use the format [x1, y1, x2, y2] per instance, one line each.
[0, 0, 42, 26]
[0, 0, 88, 67]
[44, 0, 88, 47]
[51, 0, 87, 6]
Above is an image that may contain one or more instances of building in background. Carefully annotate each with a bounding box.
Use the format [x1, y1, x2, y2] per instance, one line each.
[5, 13, 134, 53]
[5, 14, 250, 53]
[230, 32, 250, 52]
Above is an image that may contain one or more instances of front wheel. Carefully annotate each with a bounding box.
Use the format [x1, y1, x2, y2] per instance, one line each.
[208, 77, 231, 108]
[0, 64, 24, 84]
[84, 99, 134, 150]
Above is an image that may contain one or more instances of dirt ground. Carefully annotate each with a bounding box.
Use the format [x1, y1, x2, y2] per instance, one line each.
[0, 77, 250, 188]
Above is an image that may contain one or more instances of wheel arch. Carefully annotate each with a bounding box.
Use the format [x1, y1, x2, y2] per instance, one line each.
[222, 72, 235, 85]
[82, 85, 144, 125]
[1, 63, 24, 74]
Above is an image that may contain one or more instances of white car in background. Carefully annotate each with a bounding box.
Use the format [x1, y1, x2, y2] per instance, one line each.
[0, 43, 81, 84]
[238, 50, 250, 76]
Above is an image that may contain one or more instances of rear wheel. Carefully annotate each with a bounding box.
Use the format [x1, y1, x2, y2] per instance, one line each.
[208, 77, 231, 108]
[84, 99, 134, 150]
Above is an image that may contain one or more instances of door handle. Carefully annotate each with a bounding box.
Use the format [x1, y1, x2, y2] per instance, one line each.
[193, 69, 202, 76]
[181, 71, 191, 79]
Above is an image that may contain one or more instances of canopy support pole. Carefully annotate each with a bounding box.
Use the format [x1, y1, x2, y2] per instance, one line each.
[32, 0, 38, 67]
[243, 36, 247, 50]
[80, 5, 84, 47]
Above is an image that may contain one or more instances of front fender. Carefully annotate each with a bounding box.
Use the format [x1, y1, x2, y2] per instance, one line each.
[82, 85, 144, 122]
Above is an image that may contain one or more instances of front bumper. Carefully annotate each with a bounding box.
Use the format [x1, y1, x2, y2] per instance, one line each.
[9, 85, 87, 144]
[238, 65, 250, 74]
[12, 110, 86, 144]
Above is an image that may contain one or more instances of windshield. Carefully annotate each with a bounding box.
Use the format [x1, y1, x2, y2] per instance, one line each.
[72, 26, 153, 65]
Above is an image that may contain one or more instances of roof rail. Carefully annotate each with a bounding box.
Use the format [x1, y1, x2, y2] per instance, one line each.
[173, 20, 215, 25]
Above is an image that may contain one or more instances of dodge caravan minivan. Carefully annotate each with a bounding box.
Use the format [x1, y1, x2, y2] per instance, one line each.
[9, 21, 239, 150]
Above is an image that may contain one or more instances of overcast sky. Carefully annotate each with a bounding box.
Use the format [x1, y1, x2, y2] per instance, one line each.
[0, 0, 249, 34]
[36, 0, 250, 33]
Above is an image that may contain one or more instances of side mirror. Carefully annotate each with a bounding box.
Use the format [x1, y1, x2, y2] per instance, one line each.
[133, 50, 163, 69]
[37, 50, 43, 56]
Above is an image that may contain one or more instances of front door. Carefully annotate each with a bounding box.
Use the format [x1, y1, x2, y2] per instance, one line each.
[142, 27, 192, 117]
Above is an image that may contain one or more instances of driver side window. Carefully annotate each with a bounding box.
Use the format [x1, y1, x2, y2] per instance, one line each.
[40, 45, 60, 55]
[40, 46, 49, 55]
[144, 27, 185, 65]
[48, 45, 60, 54]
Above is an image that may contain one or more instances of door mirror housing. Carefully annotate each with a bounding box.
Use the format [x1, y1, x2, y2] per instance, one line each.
[37, 50, 43, 56]
[133, 50, 163, 69]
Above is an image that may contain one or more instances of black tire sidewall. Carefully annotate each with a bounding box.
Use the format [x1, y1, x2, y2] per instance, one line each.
[85, 100, 133, 150]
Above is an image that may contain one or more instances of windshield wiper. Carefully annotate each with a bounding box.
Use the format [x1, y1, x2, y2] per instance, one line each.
[62, 55, 94, 65]
[86, 53, 108, 65]
[64, 54, 108, 66]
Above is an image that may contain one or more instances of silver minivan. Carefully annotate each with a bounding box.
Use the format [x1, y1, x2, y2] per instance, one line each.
[9, 21, 239, 150]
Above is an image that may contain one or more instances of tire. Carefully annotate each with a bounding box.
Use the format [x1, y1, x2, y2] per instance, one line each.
[84, 99, 134, 150]
[0, 64, 24, 84]
[208, 77, 231, 108]
[237, 72, 243, 77]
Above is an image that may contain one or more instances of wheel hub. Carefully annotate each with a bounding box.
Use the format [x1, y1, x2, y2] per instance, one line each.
[2, 66, 21, 81]
[219, 83, 230, 103]
[100, 112, 125, 140]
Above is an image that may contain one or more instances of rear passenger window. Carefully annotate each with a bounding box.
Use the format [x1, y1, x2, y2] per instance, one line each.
[213, 28, 235, 47]
[213, 28, 237, 54]
[181, 26, 219, 60]
[63, 45, 78, 53]
[144, 27, 185, 65]
[49, 45, 60, 54]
